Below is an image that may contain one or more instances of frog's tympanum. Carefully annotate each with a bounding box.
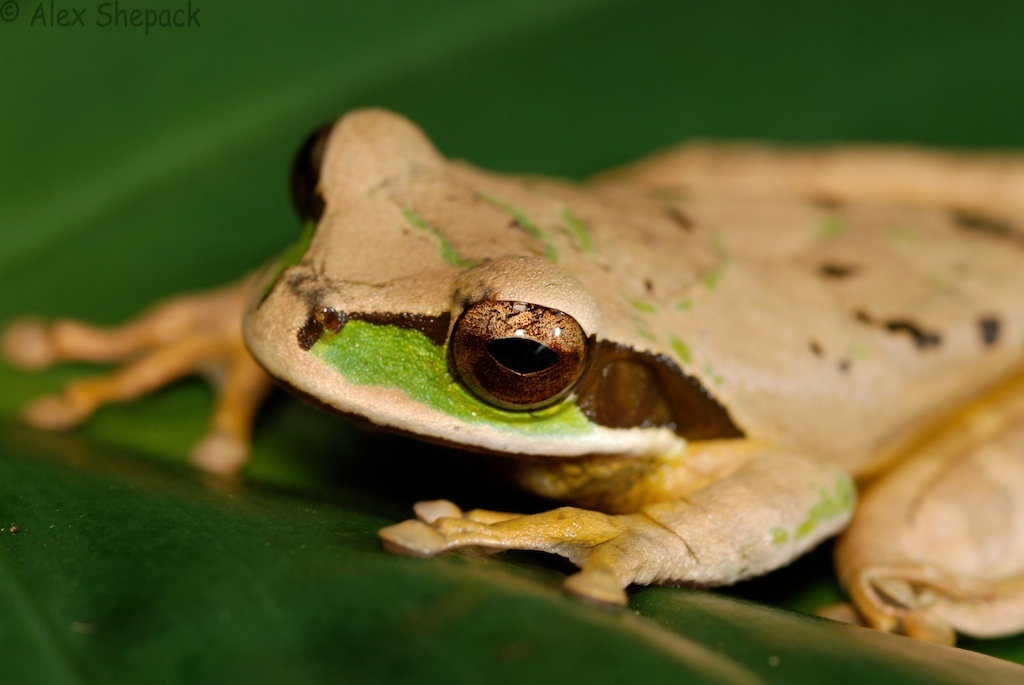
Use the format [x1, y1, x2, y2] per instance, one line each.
[6, 109, 1024, 645]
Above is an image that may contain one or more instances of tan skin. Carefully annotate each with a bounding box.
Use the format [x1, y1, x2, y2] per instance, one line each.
[5, 109, 1024, 645]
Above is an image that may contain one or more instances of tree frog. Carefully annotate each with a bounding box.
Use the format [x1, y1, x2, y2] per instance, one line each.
[5, 109, 1024, 646]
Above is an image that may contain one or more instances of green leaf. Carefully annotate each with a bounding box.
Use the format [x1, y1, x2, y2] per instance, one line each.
[3, 1, 1024, 682]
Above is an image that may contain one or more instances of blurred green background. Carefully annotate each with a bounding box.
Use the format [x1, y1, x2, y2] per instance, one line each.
[2, 1, 1024, 683]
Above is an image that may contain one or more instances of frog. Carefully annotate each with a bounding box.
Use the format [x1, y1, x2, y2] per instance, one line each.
[4, 108, 1024, 646]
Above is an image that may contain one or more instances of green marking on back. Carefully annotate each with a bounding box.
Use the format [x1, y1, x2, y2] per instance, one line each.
[701, 233, 733, 291]
[673, 299, 693, 312]
[402, 208, 478, 268]
[668, 334, 692, 364]
[818, 216, 847, 238]
[481, 194, 559, 263]
[702, 363, 724, 387]
[848, 341, 871, 362]
[926, 272, 952, 291]
[702, 270, 725, 291]
[631, 315, 657, 343]
[310, 320, 594, 437]
[561, 208, 595, 253]
[628, 298, 658, 314]
[772, 474, 855, 547]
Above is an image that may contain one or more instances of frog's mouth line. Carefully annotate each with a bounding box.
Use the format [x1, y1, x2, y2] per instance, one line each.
[300, 306, 744, 443]
[268, 368, 686, 463]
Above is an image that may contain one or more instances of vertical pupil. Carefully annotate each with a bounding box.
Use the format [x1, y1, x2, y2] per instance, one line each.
[487, 338, 558, 374]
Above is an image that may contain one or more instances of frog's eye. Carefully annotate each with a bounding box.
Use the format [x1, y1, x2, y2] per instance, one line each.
[450, 300, 589, 410]
[290, 122, 334, 223]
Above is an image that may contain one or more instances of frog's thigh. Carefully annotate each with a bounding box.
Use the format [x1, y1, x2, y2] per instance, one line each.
[380, 447, 853, 605]
[836, 388, 1024, 644]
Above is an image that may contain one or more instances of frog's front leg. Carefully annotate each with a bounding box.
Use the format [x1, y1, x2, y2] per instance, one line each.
[380, 445, 855, 605]
[2, 276, 273, 475]
[835, 382, 1024, 645]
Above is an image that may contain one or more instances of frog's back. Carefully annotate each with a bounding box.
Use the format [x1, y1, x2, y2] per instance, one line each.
[570, 170, 1024, 475]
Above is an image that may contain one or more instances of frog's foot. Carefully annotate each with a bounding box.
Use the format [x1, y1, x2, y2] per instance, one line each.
[835, 380, 1024, 644]
[2, 278, 273, 476]
[379, 500, 693, 606]
[841, 564, 998, 645]
[382, 451, 854, 605]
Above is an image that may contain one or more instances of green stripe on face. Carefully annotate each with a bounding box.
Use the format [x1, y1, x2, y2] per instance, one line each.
[310, 320, 595, 437]
[480, 194, 559, 263]
[561, 208, 595, 253]
[402, 208, 478, 268]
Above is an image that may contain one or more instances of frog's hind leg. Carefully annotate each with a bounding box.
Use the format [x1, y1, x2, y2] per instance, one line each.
[2, 277, 273, 476]
[835, 380, 1024, 644]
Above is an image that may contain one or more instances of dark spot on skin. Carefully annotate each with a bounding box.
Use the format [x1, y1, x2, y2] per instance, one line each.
[644, 279, 655, 294]
[854, 309, 942, 350]
[297, 316, 324, 350]
[284, 269, 321, 297]
[819, 262, 861, 279]
[809, 194, 845, 210]
[667, 206, 695, 231]
[647, 187, 689, 202]
[979, 316, 1001, 347]
[837, 359, 851, 373]
[575, 340, 743, 441]
[350, 311, 452, 346]
[297, 308, 452, 351]
[951, 210, 1024, 248]
[884, 320, 942, 349]
[809, 340, 823, 356]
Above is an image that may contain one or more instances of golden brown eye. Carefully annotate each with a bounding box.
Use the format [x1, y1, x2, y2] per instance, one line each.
[450, 300, 589, 410]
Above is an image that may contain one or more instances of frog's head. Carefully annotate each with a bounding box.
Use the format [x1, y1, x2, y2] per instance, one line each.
[245, 109, 735, 459]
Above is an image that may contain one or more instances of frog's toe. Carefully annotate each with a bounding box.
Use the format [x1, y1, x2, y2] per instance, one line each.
[901, 609, 957, 646]
[564, 568, 628, 606]
[21, 392, 94, 430]
[818, 597, 957, 645]
[190, 431, 249, 477]
[847, 564, 987, 645]
[379, 519, 449, 557]
[3, 318, 57, 370]
[413, 499, 463, 524]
